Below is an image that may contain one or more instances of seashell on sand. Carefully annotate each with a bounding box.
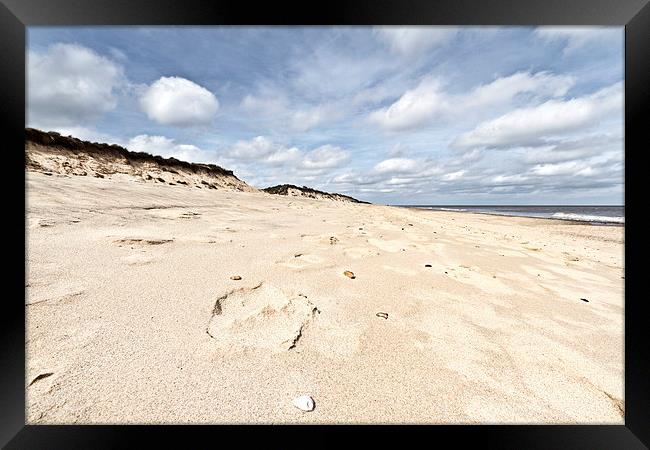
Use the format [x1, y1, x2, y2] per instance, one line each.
[293, 395, 315, 411]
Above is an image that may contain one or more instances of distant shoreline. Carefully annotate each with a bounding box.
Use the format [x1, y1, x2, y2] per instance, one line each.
[393, 205, 625, 226]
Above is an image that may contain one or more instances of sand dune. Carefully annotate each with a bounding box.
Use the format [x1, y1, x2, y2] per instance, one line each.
[25, 171, 624, 424]
[25, 128, 254, 192]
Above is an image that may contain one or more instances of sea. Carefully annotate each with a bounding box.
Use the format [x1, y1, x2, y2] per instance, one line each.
[396, 205, 624, 225]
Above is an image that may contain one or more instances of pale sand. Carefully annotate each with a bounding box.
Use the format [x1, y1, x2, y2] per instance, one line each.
[25, 172, 624, 424]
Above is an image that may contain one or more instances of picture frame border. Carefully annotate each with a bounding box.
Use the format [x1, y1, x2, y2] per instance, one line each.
[2, 0, 648, 447]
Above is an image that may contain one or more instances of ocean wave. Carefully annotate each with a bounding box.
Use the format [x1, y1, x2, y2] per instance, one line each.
[550, 212, 624, 224]
[433, 207, 467, 212]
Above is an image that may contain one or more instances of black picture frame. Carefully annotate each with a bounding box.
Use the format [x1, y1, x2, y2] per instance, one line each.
[2, 0, 648, 447]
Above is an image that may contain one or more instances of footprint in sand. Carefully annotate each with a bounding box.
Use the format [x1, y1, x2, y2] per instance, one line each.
[207, 282, 320, 352]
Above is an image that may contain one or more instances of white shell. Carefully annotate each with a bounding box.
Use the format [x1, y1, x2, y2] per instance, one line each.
[293, 395, 315, 411]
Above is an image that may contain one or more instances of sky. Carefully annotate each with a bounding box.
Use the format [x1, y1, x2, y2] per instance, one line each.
[26, 26, 624, 205]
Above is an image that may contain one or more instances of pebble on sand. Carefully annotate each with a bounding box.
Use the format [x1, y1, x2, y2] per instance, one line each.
[424, 264, 432, 268]
[293, 395, 315, 412]
[230, 275, 242, 280]
[580, 298, 589, 302]
[344, 271, 356, 279]
[376, 312, 389, 319]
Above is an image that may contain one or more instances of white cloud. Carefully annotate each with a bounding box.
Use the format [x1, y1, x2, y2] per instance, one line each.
[127, 134, 214, 163]
[375, 27, 458, 56]
[368, 78, 447, 131]
[290, 106, 343, 132]
[452, 82, 622, 150]
[331, 156, 446, 190]
[300, 145, 349, 170]
[240, 94, 287, 116]
[265, 147, 302, 166]
[491, 174, 530, 184]
[442, 170, 465, 181]
[240, 92, 343, 132]
[466, 71, 575, 109]
[28, 43, 124, 127]
[535, 27, 622, 54]
[225, 136, 276, 159]
[223, 137, 348, 171]
[531, 161, 595, 177]
[373, 158, 421, 174]
[140, 76, 219, 127]
[369, 71, 575, 132]
[224, 136, 299, 166]
[522, 134, 622, 165]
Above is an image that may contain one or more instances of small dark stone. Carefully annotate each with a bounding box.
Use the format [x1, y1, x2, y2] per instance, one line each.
[425, 264, 432, 268]
[580, 298, 589, 302]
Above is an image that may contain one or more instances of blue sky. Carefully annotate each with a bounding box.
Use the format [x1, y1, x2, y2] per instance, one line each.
[27, 26, 624, 205]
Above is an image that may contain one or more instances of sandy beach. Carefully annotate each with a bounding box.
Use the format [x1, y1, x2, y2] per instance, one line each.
[25, 171, 624, 424]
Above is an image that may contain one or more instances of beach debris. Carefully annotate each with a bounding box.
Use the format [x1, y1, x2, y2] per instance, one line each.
[424, 264, 432, 268]
[294, 253, 303, 258]
[230, 275, 242, 281]
[329, 236, 339, 245]
[343, 271, 356, 279]
[580, 298, 589, 302]
[376, 312, 389, 319]
[293, 395, 315, 412]
[28, 372, 53, 387]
